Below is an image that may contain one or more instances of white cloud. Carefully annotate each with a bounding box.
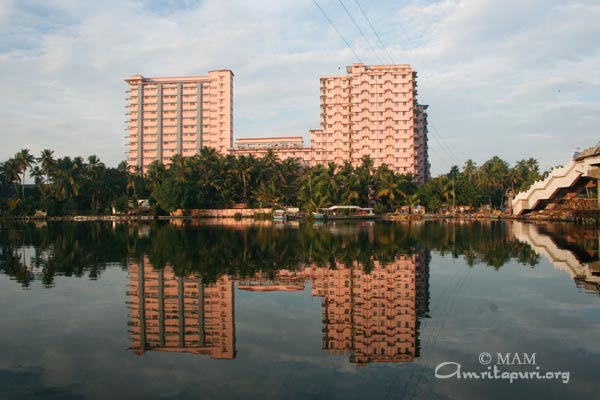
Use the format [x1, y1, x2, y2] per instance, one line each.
[0, 0, 598, 176]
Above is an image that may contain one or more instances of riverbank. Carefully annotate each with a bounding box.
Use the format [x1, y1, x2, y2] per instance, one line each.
[1, 209, 598, 224]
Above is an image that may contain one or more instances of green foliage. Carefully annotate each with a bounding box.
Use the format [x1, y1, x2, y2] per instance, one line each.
[0, 147, 551, 216]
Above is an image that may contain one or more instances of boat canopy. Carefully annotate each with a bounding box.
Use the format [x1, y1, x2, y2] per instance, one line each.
[318, 206, 374, 211]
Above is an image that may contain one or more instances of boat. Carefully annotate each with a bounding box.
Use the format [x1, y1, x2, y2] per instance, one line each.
[312, 205, 377, 220]
[273, 207, 306, 221]
[273, 209, 288, 220]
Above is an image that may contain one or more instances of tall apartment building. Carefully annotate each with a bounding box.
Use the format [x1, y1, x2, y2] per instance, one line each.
[233, 64, 430, 182]
[314, 64, 429, 181]
[125, 70, 233, 171]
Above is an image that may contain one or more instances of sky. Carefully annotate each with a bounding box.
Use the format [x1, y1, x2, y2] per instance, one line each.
[1, 0, 599, 176]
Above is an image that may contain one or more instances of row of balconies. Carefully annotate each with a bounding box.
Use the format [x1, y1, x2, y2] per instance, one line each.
[350, 86, 413, 95]
[353, 81, 413, 88]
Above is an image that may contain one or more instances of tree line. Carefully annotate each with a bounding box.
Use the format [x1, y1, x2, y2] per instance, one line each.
[0, 147, 550, 216]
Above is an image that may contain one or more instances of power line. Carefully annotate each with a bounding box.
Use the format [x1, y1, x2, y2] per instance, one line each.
[428, 118, 461, 166]
[354, 0, 396, 64]
[312, 0, 363, 64]
[429, 143, 454, 169]
[337, 0, 383, 64]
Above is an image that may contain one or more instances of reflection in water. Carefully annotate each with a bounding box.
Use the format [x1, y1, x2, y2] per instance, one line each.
[2, 220, 600, 399]
[127, 249, 430, 364]
[512, 223, 600, 295]
[128, 258, 235, 359]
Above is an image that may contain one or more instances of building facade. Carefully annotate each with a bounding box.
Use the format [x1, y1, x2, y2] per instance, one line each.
[313, 64, 429, 181]
[124, 64, 429, 181]
[125, 70, 233, 171]
[231, 136, 316, 166]
[235, 64, 430, 182]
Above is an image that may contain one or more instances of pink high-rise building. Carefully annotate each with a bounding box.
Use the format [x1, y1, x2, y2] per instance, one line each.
[314, 64, 429, 181]
[234, 64, 430, 182]
[125, 70, 233, 171]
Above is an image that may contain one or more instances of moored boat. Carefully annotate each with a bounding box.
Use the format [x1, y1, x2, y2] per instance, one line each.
[273, 209, 287, 220]
[312, 205, 377, 220]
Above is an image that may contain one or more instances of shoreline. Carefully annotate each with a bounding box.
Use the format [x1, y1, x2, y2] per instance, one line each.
[1, 211, 598, 224]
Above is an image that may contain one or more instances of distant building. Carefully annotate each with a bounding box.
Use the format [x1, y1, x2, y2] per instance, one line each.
[236, 64, 430, 182]
[231, 136, 315, 166]
[124, 64, 429, 181]
[315, 64, 429, 181]
[125, 70, 233, 171]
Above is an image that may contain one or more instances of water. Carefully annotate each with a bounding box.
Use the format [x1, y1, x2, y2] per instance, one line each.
[0, 220, 599, 400]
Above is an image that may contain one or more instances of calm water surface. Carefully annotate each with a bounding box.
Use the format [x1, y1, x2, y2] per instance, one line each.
[0, 220, 599, 400]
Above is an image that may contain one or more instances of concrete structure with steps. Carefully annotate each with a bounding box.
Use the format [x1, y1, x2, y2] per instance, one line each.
[512, 142, 600, 215]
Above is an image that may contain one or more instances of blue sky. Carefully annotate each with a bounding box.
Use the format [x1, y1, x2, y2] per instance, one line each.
[1, 0, 599, 176]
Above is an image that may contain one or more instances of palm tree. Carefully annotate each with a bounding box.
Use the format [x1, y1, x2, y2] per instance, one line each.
[439, 177, 455, 210]
[252, 181, 283, 207]
[87, 155, 106, 211]
[304, 191, 331, 213]
[1, 159, 21, 196]
[275, 158, 300, 205]
[38, 149, 56, 181]
[376, 173, 405, 211]
[234, 155, 256, 203]
[52, 158, 80, 202]
[30, 166, 45, 192]
[146, 161, 165, 194]
[463, 159, 477, 182]
[14, 149, 36, 198]
[169, 155, 192, 182]
[403, 193, 420, 214]
[127, 166, 142, 198]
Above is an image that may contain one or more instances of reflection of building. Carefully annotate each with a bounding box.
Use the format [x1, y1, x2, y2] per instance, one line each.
[127, 257, 235, 359]
[127, 249, 430, 364]
[311, 254, 426, 364]
[238, 271, 305, 292]
[246, 251, 430, 364]
[512, 222, 600, 295]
